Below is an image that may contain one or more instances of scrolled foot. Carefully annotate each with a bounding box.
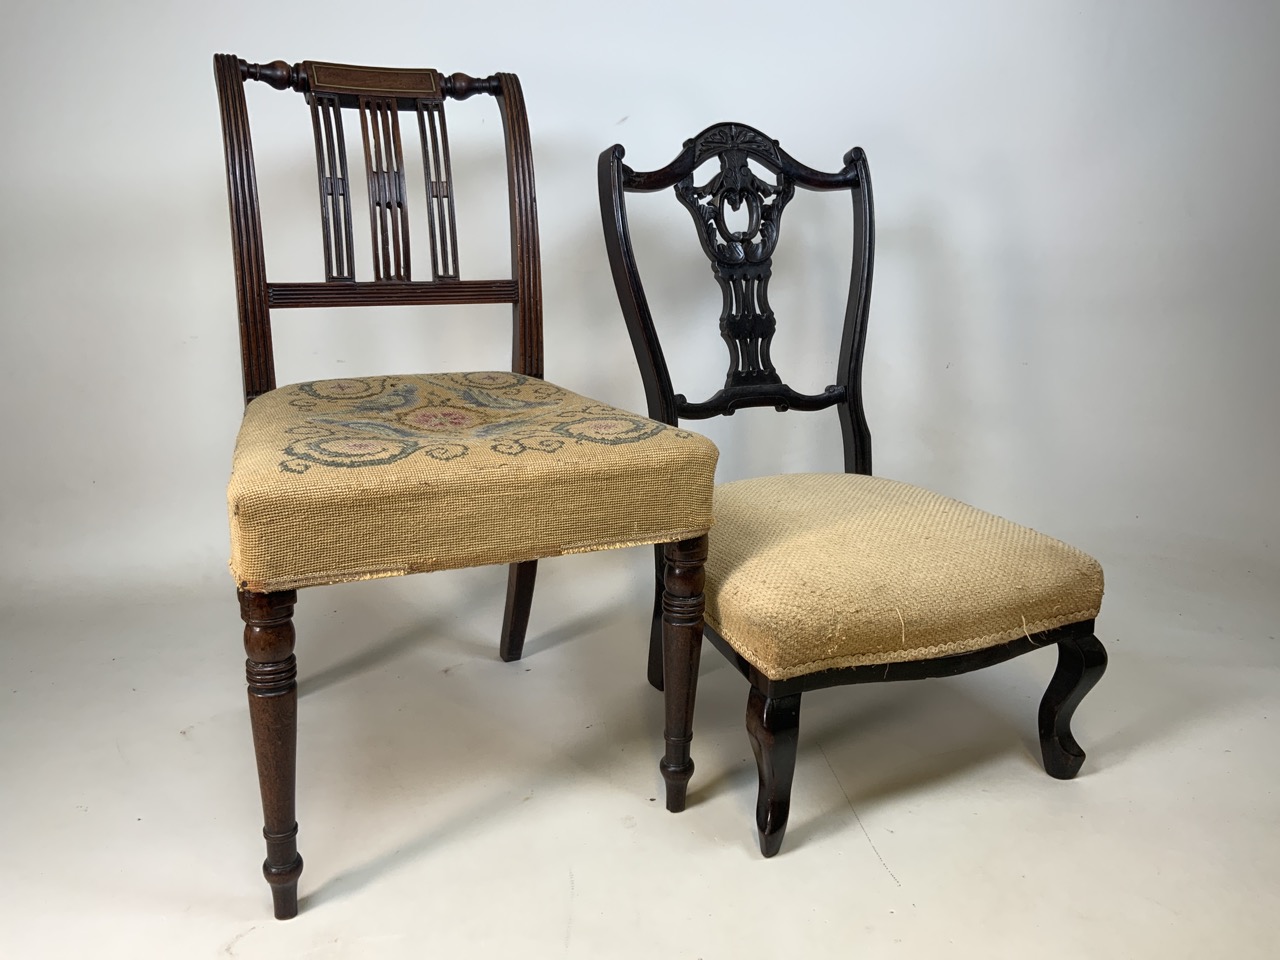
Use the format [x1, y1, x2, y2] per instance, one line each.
[1039, 632, 1108, 779]
[758, 819, 787, 858]
[746, 688, 801, 858]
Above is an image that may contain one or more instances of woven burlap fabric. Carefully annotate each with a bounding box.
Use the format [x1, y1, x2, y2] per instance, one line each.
[704, 473, 1103, 680]
[228, 372, 717, 592]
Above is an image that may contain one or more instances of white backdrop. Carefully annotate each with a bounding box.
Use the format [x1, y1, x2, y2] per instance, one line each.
[1, 0, 1277, 601]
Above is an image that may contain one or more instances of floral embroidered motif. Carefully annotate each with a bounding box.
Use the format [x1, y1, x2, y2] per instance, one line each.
[551, 415, 664, 444]
[272, 373, 691, 473]
[398, 407, 479, 432]
[281, 436, 418, 473]
[298, 378, 388, 401]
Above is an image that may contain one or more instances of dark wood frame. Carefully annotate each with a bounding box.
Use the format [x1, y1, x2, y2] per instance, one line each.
[214, 56, 708, 918]
[599, 124, 1107, 856]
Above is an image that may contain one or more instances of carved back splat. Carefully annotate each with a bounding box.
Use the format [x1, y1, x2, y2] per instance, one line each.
[599, 122, 875, 474]
[675, 125, 795, 394]
[214, 56, 541, 405]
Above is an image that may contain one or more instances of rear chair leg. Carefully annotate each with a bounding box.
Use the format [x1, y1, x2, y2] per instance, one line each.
[240, 589, 303, 920]
[499, 560, 538, 662]
[659, 535, 706, 812]
[646, 543, 665, 690]
[745, 687, 802, 857]
[1039, 632, 1108, 779]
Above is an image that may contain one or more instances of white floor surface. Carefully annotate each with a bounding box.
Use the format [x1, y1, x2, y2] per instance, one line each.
[2, 544, 1277, 958]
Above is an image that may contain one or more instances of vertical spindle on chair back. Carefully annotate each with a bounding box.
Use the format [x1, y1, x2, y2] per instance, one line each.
[214, 56, 543, 405]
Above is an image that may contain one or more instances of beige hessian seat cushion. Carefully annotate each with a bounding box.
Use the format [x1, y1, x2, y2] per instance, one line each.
[705, 473, 1103, 681]
[229, 372, 717, 592]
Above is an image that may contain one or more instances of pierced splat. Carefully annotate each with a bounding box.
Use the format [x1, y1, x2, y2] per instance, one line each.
[299, 62, 460, 284]
[359, 97, 412, 281]
[308, 95, 355, 281]
[416, 100, 460, 280]
[667, 125, 843, 419]
[676, 130, 794, 392]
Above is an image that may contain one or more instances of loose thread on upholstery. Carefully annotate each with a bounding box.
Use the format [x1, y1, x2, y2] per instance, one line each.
[895, 606, 906, 647]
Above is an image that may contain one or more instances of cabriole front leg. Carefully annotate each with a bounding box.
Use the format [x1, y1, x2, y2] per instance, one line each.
[239, 589, 303, 920]
[745, 687, 801, 857]
[659, 535, 707, 812]
[1039, 631, 1108, 780]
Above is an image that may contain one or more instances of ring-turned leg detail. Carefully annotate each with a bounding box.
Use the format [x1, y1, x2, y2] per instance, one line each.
[240, 589, 304, 920]
[660, 535, 707, 812]
[745, 687, 801, 857]
[1038, 632, 1108, 780]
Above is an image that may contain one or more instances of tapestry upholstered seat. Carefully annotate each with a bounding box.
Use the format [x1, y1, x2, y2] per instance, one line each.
[599, 123, 1108, 858]
[230, 372, 714, 592]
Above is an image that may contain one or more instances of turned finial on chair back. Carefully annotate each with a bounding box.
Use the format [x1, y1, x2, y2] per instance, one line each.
[598, 123, 875, 474]
[214, 55, 543, 405]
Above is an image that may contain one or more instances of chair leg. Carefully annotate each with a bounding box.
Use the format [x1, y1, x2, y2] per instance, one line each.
[646, 593, 664, 691]
[499, 560, 538, 662]
[659, 534, 707, 812]
[646, 543, 665, 690]
[1038, 632, 1108, 780]
[239, 589, 304, 921]
[745, 687, 802, 858]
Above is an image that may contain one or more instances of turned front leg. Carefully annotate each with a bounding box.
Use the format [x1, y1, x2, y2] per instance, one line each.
[239, 589, 303, 920]
[659, 535, 707, 812]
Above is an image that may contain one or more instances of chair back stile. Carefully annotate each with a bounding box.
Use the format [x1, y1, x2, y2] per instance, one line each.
[213, 55, 543, 406]
[598, 123, 874, 474]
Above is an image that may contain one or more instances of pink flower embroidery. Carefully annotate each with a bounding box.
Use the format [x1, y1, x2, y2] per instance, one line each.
[403, 407, 475, 431]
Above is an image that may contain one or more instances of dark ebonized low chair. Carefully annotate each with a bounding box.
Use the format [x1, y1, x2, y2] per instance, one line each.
[214, 56, 717, 918]
[598, 124, 1108, 856]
